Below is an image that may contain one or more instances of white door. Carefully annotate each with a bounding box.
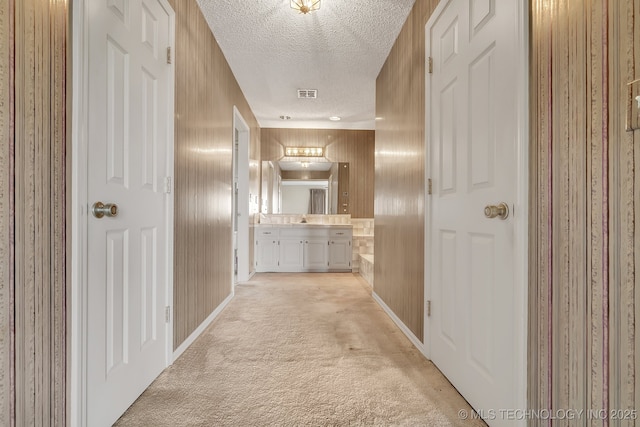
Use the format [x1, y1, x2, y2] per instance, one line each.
[427, 0, 519, 423]
[87, 0, 173, 425]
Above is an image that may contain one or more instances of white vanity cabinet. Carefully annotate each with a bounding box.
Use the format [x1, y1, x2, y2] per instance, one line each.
[328, 229, 352, 270]
[254, 225, 352, 272]
[303, 238, 329, 270]
[255, 228, 279, 271]
[279, 238, 304, 270]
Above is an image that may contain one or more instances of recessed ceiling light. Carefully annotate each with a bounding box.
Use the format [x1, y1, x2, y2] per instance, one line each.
[329, 116, 341, 121]
[280, 115, 291, 120]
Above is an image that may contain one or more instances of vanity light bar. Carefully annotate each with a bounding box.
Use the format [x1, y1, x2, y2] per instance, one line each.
[285, 147, 324, 157]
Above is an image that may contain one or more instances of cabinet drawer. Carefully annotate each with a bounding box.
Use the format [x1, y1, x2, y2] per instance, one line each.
[256, 229, 278, 237]
[329, 229, 351, 238]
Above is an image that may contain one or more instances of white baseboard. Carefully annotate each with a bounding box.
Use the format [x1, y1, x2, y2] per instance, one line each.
[372, 292, 429, 360]
[172, 291, 234, 360]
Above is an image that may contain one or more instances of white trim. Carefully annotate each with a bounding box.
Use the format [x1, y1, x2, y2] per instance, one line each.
[70, 0, 89, 425]
[172, 292, 235, 360]
[233, 106, 251, 284]
[162, 0, 177, 367]
[513, 0, 530, 416]
[70, 1, 176, 424]
[423, 0, 528, 422]
[372, 292, 429, 360]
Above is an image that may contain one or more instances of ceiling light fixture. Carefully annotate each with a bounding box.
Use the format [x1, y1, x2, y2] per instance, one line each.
[290, 0, 320, 14]
[285, 147, 324, 157]
[329, 116, 341, 121]
[280, 115, 291, 120]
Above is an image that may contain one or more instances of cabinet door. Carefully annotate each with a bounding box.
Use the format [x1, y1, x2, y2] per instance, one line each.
[304, 238, 329, 270]
[329, 239, 352, 270]
[255, 239, 279, 272]
[280, 239, 304, 271]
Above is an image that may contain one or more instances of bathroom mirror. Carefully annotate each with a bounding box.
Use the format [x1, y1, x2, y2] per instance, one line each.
[261, 161, 349, 215]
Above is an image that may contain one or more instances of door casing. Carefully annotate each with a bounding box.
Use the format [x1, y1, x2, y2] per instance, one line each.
[70, 1, 176, 425]
[233, 106, 252, 284]
[423, 0, 529, 418]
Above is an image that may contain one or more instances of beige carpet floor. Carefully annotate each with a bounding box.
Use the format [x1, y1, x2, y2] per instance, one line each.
[115, 273, 485, 427]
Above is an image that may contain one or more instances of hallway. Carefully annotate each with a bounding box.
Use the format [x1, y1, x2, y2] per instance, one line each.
[115, 273, 484, 426]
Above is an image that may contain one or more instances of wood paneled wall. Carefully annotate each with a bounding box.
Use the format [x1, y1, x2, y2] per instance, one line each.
[261, 128, 374, 218]
[0, 0, 11, 423]
[374, 0, 439, 341]
[1, 0, 68, 424]
[168, 0, 260, 349]
[530, 0, 640, 422]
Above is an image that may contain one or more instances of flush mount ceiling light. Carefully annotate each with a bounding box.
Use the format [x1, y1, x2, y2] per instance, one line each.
[290, 0, 320, 14]
[285, 147, 324, 157]
[280, 115, 291, 120]
[329, 116, 341, 121]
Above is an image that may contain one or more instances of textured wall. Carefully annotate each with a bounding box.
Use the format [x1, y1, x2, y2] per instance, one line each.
[529, 0, 640, 423]
[168, 0, 260, 349]
[3, 0, 68, 424]
[261, 128, 374, 218]
[374, 0, 438, 341]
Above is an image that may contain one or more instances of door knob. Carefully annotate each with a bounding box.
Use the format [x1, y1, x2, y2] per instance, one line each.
[92, 202, 118, 219]
[484, 202, 509, 220]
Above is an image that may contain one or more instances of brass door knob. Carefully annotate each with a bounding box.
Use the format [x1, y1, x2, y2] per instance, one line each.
[484, 202, 509, 220]
[92, 202, 118, 219]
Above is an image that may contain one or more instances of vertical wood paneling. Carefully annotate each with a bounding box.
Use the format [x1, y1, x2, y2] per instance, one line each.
[168, 0, 260, 349]
[7, 0, 68, 424]
[260, 128, 374, 218]
[531, 0, 638, 424]
[609, 0, 639, 424]
[373, 0, 439, 341]
[0, 0, 13, 423]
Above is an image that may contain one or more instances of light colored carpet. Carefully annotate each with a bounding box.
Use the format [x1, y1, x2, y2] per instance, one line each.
[115, 273, 485, 426]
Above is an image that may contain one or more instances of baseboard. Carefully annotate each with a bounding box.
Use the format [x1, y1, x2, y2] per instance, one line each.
[372, 292, 429, 360]
[172, 291, 234, 360]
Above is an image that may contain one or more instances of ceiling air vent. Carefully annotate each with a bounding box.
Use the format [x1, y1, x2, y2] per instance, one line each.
[297, 89, 317, 99]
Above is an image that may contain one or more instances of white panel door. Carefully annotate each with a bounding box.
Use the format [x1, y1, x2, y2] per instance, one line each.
[87, 0, 173, 425]
[427, 0, 518, 424]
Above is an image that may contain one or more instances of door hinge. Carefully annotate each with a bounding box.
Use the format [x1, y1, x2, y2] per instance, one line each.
[428, 57, 433, 74]
[164, 176, 172, 194]
[166, 46, 172, 64]
[426, 300, 431, 317]
[427, 178, 432, 195]
[165, 306, 171, 323]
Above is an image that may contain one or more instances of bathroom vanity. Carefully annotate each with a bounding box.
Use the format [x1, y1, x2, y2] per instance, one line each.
[255, 224, 353, 272]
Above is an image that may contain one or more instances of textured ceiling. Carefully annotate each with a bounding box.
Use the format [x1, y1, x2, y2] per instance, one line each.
[197, 0, 416, 130]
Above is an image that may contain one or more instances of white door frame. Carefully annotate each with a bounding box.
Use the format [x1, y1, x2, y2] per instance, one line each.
[233, 106, 251, 283]
[423, 0, 529, 416]
[70, 1, 176, 425]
